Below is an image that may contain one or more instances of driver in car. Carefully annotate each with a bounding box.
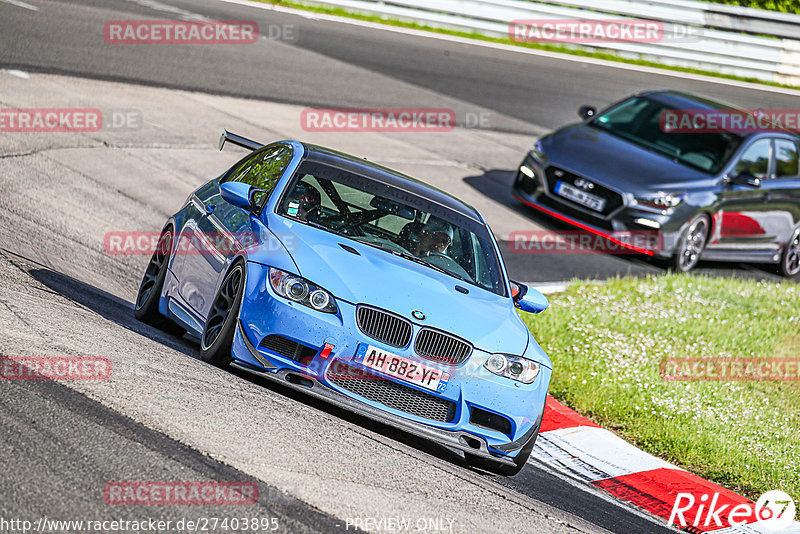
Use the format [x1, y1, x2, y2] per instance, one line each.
[415, 217, 453, 258]
[285, 181, 321, 221]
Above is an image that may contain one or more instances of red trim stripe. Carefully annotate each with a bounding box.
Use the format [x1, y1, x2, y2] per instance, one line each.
[513, 193, 656, 256]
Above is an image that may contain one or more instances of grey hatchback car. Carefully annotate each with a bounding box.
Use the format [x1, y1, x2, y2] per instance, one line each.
[512, 90, 800, 277]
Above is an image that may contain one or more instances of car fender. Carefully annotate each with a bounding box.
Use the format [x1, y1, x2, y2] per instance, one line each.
[241, 222, 299, 275]
[521, 331, 552, 370]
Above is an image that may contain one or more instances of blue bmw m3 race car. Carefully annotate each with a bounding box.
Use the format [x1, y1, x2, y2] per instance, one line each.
[134, 130, 553, 475]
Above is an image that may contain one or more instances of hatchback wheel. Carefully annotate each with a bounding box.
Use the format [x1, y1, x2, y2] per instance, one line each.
[780, 228, 800, 278]
[674, 214, 710, 273]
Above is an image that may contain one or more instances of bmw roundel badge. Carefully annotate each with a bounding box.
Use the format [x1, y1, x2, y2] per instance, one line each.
[412, 310, 425, 321]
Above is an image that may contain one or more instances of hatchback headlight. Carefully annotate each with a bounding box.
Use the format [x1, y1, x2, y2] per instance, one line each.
[634, 191, 686, 209]
[268, 268, 338, 313]
[484, 354, 540, 384]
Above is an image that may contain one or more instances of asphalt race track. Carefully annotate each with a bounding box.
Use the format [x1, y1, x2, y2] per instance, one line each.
[1, 0, 796, 532]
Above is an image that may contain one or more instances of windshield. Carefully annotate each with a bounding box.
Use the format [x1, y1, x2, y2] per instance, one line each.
[277, 160, 507, 296]
[589, 96, 743, 174]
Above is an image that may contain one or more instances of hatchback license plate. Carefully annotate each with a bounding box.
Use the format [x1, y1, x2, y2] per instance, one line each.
[555, 181, 606, 212]
[354, 345, 449, 393]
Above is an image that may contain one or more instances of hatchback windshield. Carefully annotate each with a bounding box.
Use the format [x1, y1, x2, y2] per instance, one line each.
[589, 96, 743, 174]
[277, 160, 507, 296]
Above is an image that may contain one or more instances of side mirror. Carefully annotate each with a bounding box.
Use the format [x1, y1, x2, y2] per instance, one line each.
[729, 172, 761, 188]
[510, 280, 549, 314]
[219, 182, 265, 214]
[578, 106, 597, 120]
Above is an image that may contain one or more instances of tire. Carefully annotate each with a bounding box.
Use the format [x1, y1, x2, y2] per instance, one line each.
[464, 425, 539, 477]
[673, 214, 710, 273]
[200, 261, 245, 366]
[134, 227, 186, 336]
[779, 227, 800, 278]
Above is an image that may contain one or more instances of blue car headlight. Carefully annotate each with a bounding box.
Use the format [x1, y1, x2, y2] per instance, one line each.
[484, 354, 540, 384]
[268, 267, 338, 314]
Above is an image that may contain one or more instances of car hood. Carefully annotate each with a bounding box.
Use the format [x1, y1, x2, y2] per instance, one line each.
[539, 124, 712, 192]
[266, 216, 528, 355]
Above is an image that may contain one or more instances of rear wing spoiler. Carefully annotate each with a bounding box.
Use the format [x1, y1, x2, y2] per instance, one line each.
[218, 129, 264, 152]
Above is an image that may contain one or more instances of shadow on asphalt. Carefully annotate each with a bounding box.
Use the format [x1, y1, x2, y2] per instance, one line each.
[29, 267, 199, 359]
[463, 169, 784, 283]
[26, 261, 675, 533]
[26, 263, 470, 470]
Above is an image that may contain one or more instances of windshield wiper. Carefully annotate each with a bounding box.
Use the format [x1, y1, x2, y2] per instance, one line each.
[303, 218, 350, 238]
[419, 257, 466, 281]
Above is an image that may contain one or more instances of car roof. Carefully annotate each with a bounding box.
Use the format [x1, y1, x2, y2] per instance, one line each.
[638, 90, 740, 112]
[298, 142, 483, 222]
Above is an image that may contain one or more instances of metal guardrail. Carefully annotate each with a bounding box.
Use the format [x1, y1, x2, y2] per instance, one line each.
[295, 0, 800, 85]
[524, 0, 800, 39]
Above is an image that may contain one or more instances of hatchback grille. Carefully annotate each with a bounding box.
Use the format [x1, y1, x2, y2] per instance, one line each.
[326, 361, 456, 422]
[538, 195, 615, 231]
[356, 306, 412, 348]
[414, 328, 472, 365]
[544, 166, 624, 217]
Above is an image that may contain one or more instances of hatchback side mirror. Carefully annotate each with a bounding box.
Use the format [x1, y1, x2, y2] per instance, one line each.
[219, 182, 265, 214]
[510, 280, 549, 314]
[729, 172, 761, 188]
[578, 106, 597, 120]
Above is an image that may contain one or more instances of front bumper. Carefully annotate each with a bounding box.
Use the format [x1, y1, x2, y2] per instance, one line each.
[231, 357, 542, 465]
[231, 262, 551, 460]
[513, 155, 683, 257]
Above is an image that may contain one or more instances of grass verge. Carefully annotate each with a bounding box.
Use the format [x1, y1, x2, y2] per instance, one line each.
[706, 0, 800, 15]
[522, 274, 799, 500]
[258, 0, 800, 92]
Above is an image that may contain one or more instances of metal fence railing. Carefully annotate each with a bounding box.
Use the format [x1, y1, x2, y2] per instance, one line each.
[295, 0, 800, 85]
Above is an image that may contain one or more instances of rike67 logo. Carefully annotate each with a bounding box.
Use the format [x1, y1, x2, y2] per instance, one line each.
[669, 490, 796, 531]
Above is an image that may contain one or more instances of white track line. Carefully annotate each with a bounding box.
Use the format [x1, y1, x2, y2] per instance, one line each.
[536, 426, 680, 482]
[4, 69, 31, 79]
[0, 0, 39, 11]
